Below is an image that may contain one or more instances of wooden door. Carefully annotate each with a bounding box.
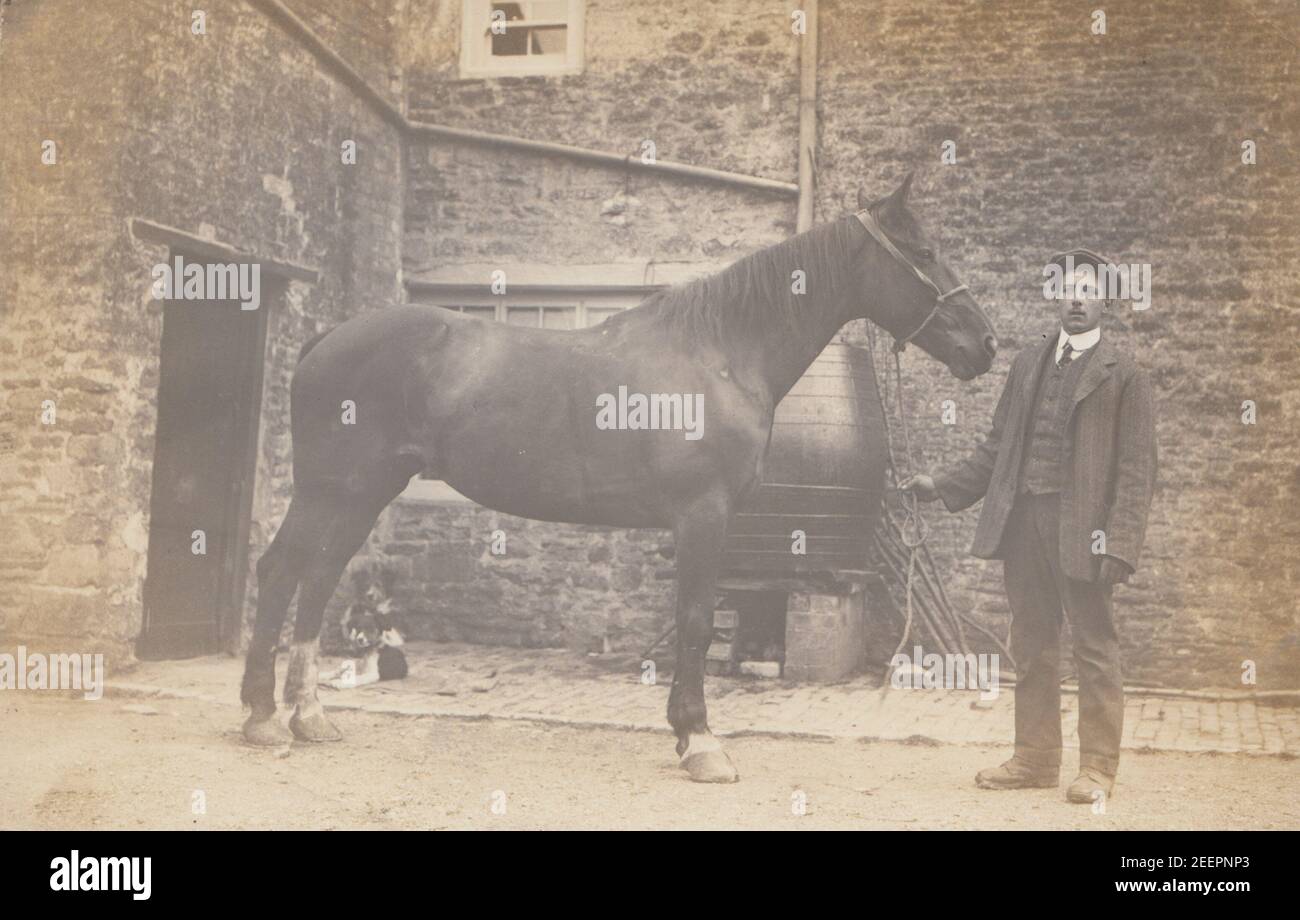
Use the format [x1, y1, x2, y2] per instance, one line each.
[138, 262, 275, 659]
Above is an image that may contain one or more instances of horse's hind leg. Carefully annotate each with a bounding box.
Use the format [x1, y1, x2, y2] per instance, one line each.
[241, 497, 317, 745]
[284, 477, 408, 742]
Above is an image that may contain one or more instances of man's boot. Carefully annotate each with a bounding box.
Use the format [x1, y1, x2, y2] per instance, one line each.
[975, 755, 1060, 790]
[1066, 767, 1115, 804]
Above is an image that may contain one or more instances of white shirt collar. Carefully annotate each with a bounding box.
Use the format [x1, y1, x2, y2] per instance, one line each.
[1056, 326, 1100, 361]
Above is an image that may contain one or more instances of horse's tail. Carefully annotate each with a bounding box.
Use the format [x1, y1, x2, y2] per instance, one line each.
[297, 327, 333, 364]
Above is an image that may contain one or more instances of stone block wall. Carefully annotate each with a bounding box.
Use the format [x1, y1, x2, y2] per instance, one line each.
[5, 0, 1296, 688]
[816, 0, 1300, 688]
[0, 0, 406, 664]
[366, 0, 1299, 688]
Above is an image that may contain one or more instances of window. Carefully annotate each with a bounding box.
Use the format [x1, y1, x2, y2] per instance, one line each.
[460, 0, 586, 77]
[438, 295, 627, 330]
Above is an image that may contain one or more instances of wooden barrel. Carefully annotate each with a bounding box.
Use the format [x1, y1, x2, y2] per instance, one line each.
[724, 342, 888, 575]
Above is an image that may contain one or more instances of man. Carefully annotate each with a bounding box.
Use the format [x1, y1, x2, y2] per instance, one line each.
[900, 249, 1157, 804]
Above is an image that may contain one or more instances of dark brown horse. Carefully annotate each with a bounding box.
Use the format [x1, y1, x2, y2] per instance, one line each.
[240, 174, 997, 782]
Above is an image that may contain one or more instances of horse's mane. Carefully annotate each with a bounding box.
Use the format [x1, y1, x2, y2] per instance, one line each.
[623, 215, 865, 353]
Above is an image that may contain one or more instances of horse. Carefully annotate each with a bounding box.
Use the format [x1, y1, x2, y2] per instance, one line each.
[239, 172, 998, 782]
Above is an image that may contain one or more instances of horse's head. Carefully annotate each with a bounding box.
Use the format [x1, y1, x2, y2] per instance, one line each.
[853, 174, 997, 380]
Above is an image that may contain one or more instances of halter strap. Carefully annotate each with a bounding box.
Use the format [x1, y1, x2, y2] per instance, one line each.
[854, 208, 969, 352]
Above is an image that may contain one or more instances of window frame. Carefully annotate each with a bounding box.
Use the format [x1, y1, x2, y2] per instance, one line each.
[459, 0, 587, 79]
[430, 291, 639, 329]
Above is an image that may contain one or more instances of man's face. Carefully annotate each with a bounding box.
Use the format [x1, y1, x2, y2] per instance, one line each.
[1058, 266, 1107, 334]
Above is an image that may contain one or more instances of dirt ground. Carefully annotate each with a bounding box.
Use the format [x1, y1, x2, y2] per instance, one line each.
[3, 693, 1297, 830]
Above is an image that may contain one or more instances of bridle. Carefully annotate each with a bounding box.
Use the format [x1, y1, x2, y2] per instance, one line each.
[855, 208, 969, 353]
[852, 209, 998, 694]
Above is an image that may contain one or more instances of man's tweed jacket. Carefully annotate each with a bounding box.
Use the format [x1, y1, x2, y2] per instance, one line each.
[933, 333, 1158, 582]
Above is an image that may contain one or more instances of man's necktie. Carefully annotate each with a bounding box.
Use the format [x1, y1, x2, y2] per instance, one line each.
[1057, 342, 1075, 369]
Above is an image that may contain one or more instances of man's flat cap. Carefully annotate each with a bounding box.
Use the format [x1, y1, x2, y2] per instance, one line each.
[1048, 248, 1115, 269]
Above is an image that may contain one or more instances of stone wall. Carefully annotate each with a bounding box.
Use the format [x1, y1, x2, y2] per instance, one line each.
[401, 0, 799, 268]
[813, 0, 1300, 689]
[356, 0, 800, 653]
[368, 0, 1299, 688]
[1, 0, 146, 660]
[5, 0, 1296, 689]
[0, 0, 406, 664]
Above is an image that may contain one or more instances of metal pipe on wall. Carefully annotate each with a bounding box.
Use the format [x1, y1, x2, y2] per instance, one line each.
[796, 0, 819, 232]
[248, 0, 798, 198]
[247, 0, 408, 132]
[407, 121, 799, 196]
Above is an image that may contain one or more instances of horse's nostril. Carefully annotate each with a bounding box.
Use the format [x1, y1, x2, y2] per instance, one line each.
[982, 333, 998, 358]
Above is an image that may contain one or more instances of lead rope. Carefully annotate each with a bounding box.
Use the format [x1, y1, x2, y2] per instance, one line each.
[865, 326, 1013, 694]
[873, 330, 926, 691]
[892, 347, 930, 683]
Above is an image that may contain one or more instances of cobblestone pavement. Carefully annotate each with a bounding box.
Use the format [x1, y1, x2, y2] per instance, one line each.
[110, 642, 1300, 756]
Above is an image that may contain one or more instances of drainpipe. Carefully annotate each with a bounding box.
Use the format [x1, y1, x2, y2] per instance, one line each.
[796, 0, 819, 232]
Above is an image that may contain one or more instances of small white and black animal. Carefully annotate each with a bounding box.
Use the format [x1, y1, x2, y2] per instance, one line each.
[320, 570, 407, 689]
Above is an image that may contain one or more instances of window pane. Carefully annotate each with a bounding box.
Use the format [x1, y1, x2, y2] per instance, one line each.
[529, 25, 567, 55]
[530, 0, 569, 19]
[507, 306, 540, 326]
[462, 306, 496, 322]
[541, 306, 576, 329]
[584, 307, 624, 327]
[490, 3, 528, 56]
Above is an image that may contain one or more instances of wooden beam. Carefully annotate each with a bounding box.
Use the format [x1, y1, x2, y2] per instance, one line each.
[130, 218, 320, 284]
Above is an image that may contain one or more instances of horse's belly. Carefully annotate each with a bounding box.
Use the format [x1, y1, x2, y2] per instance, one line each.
[442, 463, 665, 528]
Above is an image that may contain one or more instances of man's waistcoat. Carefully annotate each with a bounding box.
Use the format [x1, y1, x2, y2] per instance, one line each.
[1019, 347, 1095, 494]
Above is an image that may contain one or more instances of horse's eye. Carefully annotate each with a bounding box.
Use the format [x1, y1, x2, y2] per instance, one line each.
[918, 248, 935, 261]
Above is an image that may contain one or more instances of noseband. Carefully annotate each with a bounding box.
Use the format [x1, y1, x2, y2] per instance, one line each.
[855, 209, 969, 353]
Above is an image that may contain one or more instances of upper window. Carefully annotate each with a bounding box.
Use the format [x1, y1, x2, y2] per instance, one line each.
[460, 1, 586, 78]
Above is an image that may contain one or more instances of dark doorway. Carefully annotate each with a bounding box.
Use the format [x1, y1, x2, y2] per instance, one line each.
[138, 258, 279, 659]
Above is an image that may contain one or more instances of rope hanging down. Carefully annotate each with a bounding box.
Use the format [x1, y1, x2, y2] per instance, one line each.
[862, 325, 1013, 689]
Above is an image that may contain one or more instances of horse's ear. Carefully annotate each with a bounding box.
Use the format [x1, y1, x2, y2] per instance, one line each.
[858, 172, 915, 213]
[885, 171, 914, 209]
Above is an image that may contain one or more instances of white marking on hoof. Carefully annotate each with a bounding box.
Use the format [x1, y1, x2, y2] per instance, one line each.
[680, 737, 740, 784]
[284, 639, 320, 706]
[679, 733, 723, 762]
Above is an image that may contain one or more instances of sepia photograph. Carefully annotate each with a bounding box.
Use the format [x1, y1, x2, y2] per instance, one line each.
[1, 0, 1296, 886]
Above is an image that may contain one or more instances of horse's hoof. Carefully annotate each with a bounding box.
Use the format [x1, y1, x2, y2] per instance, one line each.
[681, 749, 740, 784]
[242, 714, 292, 746]
[289, 709, 342, 743]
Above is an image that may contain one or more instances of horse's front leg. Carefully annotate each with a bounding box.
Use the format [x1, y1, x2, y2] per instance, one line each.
[667, 493, 739, 783]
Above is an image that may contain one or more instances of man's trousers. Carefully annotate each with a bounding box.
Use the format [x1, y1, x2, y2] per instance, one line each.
[1003, 492, 1124, 776]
